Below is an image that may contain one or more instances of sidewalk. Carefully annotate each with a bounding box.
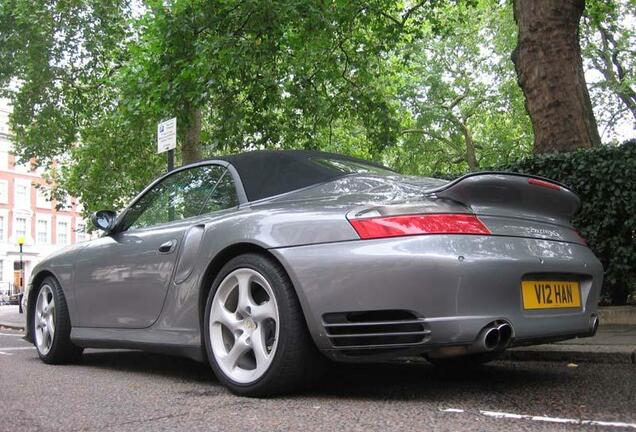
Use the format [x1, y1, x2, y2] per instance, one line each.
[0, 305, 24, 330]
[1, 305, 634, 364]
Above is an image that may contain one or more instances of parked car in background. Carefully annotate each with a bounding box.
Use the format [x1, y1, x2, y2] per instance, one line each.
[0, 291, 19, 306]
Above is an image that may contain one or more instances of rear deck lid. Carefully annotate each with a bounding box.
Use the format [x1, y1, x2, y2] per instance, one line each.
[429, 172, 583, 244]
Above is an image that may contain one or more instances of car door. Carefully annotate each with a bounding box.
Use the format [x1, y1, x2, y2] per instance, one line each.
[73, 164, 239, 328]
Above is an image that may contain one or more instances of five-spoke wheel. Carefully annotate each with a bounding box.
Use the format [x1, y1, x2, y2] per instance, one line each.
[209, 268, 280, 384]
[32, 276, 83, 363]
[34, 283, 56, 355]
[204, 253, 321, 397]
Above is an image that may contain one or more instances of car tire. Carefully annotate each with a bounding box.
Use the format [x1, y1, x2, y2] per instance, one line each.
[33, 276, 84, 364]
[427, 352, 501, 369]
[204, 253, 322, 397]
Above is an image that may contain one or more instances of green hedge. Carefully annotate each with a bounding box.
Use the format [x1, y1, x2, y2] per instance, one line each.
[431, 140, 636, 305]
[499, 140, 635, 304]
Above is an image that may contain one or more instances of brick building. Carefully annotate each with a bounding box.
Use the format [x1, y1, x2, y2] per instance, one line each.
[0, 98, 91, 299]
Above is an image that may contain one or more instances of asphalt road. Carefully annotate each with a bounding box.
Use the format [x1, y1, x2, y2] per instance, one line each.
[1, 329, 634, 432]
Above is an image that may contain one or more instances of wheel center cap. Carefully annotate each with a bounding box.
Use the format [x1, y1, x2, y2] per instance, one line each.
[244, 317, 256, 331]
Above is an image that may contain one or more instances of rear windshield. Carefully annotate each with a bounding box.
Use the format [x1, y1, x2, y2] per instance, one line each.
[310, 158, 396, 176]
[224, 151, 396, 201]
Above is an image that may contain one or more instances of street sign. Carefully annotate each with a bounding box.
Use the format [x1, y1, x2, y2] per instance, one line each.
[157, 117, 177, 154]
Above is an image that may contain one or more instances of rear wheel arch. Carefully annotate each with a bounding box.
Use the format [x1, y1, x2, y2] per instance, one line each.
[197, 243, 312, 349]
[200, 247, 326, 395]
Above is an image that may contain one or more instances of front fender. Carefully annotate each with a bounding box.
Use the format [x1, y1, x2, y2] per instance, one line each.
[24, 246, 84, 341]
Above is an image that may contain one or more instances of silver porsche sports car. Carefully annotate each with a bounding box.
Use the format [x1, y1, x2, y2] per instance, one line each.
[24, 150, 602, 396]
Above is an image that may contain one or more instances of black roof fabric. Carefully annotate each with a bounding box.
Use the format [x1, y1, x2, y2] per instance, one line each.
[215, 150, 389, 202]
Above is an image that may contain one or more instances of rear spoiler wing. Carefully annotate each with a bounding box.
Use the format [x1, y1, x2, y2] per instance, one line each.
[426, 172, 580, 224]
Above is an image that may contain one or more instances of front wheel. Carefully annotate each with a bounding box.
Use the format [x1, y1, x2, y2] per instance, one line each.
[204, 253, 320, 397]
[33, 277, 83, 364]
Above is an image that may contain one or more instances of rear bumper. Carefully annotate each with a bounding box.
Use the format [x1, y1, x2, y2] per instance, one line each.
[272, 235, 603, 361]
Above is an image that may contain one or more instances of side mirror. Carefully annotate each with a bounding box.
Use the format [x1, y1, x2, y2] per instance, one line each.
[91, 210, 117, 232]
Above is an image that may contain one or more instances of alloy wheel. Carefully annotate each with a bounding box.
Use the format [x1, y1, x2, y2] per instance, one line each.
[34, 284, 56, 355]
[209, 268, 280, 384]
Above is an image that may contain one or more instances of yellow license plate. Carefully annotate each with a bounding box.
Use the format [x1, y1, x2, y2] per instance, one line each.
[521, 280, 581, 310]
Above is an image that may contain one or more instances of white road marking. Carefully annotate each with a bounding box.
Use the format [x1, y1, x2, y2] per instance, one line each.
[482, 410, 577, 424]
[0, 346, 33, 356]
[440, 408, 636, 429]
[583, 421, 636, 429]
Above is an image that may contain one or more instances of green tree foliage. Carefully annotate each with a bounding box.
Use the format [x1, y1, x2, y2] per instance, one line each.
[0, 0, 152, 209]
[0, 1, 130, 162]
[0, 0, 633, 215]
[384, 1, 532, 175]
[582, 0, 636, 141]
[1, 0, 474, 211]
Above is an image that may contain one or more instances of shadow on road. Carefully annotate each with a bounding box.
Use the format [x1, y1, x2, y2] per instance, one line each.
[70, 350, 216, 384]
[313, 361, 567, 402]
[62, 350, 567, 402]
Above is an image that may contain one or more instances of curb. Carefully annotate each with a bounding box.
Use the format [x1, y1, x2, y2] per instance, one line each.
[503, 346, 636, 365]
[0, 321, 24, 331]
[598, 306, 636, 326]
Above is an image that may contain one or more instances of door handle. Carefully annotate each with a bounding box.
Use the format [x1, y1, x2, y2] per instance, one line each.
[158, 240, 176, 254]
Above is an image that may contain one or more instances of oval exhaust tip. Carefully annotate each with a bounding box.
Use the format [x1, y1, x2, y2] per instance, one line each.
[590, 315, 599, 336]
[484, 328, 500, 350]
[497, 323, 513, 347]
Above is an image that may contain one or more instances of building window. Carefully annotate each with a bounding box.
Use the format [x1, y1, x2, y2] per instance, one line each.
[58, 195, 73, 211]
[15, 183, 30, 208]
[0, 151, 7, 170]
[0, 110, 7, 133]
[15, 217, 27, 238]
[14, 158, 31, 173]
[37, 219, 49, 244]
[0, 215, 4, 241]
[36, 187, 50, 209]
[76, 223, 86, 242]
[57, 220, 68, 245]
[0, 180, 7, 203]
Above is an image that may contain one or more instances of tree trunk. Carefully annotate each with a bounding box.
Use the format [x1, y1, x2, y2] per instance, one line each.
[181, 106, 202, 164]
[461, 123, 478, 171]
[512, 0, 601, 153]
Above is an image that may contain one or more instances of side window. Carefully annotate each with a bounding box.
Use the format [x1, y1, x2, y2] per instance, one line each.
[121, 165, 238, 230]
[202, 169, 239, 213]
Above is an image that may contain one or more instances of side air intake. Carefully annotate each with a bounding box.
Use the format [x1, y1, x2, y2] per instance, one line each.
[322, 310, 430, 349]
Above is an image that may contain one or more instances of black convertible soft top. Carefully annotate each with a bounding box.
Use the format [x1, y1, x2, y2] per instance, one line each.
[215, 150, 393, 202]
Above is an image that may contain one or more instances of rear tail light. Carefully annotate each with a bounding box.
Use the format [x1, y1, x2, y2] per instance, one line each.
[349, 214, 491, 240]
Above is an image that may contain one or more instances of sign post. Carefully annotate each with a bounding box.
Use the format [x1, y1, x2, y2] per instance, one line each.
[17, 235, 24, 292]
[157, 117, 177, 172]
[17, 235, 25, 313]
